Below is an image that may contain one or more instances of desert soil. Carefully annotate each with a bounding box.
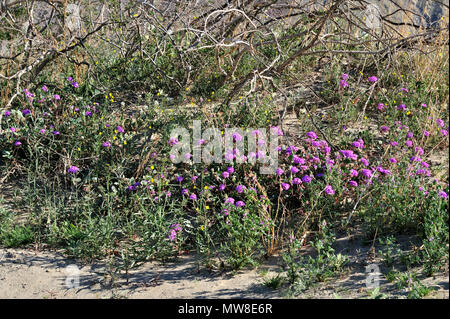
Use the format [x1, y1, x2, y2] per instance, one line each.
[1, 233, 448, 299]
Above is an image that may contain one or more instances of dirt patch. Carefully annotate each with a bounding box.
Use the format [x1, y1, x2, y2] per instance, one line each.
[1, 234, 448, 299]
[0, 248, 281, 299]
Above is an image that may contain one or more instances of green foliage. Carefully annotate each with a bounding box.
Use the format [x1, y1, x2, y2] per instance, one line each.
[263, 272, 285, 290]
[0, 209, 34, 248]
[283, 222, 348, 296]
[218, 191, 272, 270]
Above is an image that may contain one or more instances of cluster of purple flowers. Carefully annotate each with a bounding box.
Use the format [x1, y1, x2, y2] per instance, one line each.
[339, 73, 349, 88]
[168, 223, 182, 241]
[68, 76, 79, 88]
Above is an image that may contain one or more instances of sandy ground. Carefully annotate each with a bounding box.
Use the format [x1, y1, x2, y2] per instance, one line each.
[1, 234, 448, 299]
[0, 248, 282, 299]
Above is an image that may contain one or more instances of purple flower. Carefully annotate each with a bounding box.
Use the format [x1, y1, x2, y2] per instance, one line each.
[42, 85, 49, 92]
[22, 109, 31, 116]
[348, 180, 358, 187]
[368, 76, 378, 83]
[168, 229, 177, 241]
[176, 175, 183, 182]
[306, 131, 318, 140]
[102, 141, 111, 148]
[415, 147, 424, 156]
[352, 141, 363, 148]
[225, 197, 235, 205]
[232, 132, 243, 141]
[302, 175, 312, 183]
[423, 130, 430, 137]
[85, 111, 92, 117]
[14, 140, 21, 146]
[235, 185, 245, 194]
[438, 191, 448, 199]
[189, 193, 197, 200]
[406, 140, 413, 147]
[441, 129, 448, 136]
[39, 129, 46, 134]
[389, 157, 397, 163]
[67, 77, 73, 82]
[380, 125, 390, 132]
[235, 201, 245, 208]
[270, 126, 284, 136]
[23, 89, 34, 99]
[416, 169, 430, 176]
[324, 185, 335, 195]
[197, 139, 206, 145]
[168, 137, 178, 146]
[377, 103, 385, 111]
[292, 177, 301, 185]
[407, 132, 413, 138]
[420, 164, 431, 172]
[52, 130, 60, 135]
[222, 171, 230, 179]
[68, 166, 80, 174]
[171, 223, 182, 232]
[281, 183, 290, 191]
[361, 158, 369, 167]
[192, 176, 198, 182]
[340, 150, 358, 160]
[276, 168, 284, 176]
[181, 188, 189, 195]
[72, 82, 79, 88]
[390, 141, 399, 147]
[236, 200, 245, 207]
[290, 166, 299, 174]
[9, 127, 16, 133]
[129, 182, 140, 191]
[437, 119, 445, 128]
[397, 104, 406, 111]
[225, 152, 235, 161]
[227, 166, 234, 174]
[342, 73, 349, 80]
[361, 169, 372, 178]
[219, 184, 226, 191]
[350, 169, 358, 177]
[53, 94, 61, 100]
[339, 79, 349, 88]
[3, 110, 11, 117]
[293, 156, 306, 165]
[421, 103, 427, 108]
[400, 88, 409, 93]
